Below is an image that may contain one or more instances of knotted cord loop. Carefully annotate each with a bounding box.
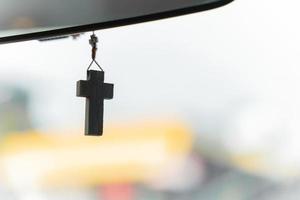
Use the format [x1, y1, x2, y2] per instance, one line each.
[87, 32, 104, 71]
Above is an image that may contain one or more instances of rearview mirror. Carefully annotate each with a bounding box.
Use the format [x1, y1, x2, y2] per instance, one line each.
[0, 0, 233, 44]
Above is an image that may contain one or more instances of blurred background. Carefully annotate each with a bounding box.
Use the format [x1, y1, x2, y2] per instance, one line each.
[1, 0, 300, 199]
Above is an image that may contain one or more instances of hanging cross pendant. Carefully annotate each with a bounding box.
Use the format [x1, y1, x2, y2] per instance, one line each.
[77, 70, 114, 136]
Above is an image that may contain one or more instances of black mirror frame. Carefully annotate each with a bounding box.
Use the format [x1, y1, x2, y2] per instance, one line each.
[0, 0, 233, 44]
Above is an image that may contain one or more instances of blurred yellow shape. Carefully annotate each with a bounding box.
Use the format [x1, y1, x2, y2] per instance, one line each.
[231, 153, 265, 172]
[231, 153, 300, 180]
[0, 120, 192, 188]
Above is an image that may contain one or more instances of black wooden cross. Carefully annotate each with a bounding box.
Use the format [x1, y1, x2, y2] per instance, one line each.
[77, 70, 113, 136]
